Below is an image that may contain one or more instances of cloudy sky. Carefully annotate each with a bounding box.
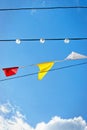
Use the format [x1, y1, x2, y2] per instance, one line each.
[0, 0, 87, 129]
[0, 103, 87, 130]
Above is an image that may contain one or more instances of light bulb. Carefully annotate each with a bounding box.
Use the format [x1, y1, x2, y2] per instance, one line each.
[64, 38, 70, 44]
[16, 39, 21, 44]
[40, 38, 45, 44]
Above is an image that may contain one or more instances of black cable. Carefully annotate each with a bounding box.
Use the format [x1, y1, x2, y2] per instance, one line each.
[0, 6, 87, 12]
[0, 38, 87, 42]
[0, 62, 87, 82]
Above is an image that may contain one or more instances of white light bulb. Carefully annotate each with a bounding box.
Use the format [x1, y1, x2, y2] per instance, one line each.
[64, 38, 70, 44]
[40, 38, 45, 44]
[16, 39, 21, 44]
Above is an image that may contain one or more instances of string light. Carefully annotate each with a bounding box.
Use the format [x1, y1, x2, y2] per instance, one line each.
[0, 37, 87, 43]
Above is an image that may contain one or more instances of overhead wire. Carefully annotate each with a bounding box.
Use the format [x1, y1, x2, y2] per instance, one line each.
[0, 62, 87, 82]
[0, 6, 87, 12]
[0, 37, 87, 42]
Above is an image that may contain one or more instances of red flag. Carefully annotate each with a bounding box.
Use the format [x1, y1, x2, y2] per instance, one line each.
[2, 67, 19, 77]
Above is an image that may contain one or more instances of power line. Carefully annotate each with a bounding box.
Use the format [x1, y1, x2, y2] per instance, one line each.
[0, 38, 87, 43]
[0, 62, 87, 82]
[0, 6, 87, 12]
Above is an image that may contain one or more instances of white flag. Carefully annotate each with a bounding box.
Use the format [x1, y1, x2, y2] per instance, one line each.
[66, 52, 87, 60]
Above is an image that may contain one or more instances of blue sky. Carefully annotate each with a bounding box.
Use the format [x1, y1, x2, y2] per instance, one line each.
[0, 0, 87, 129]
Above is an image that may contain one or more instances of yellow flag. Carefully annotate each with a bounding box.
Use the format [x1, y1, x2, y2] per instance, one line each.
[37, 62, 54, 80]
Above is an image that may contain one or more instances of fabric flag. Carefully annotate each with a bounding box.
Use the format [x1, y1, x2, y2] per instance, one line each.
[66, 51, 87, 60]
[37, 62, 54, 80]
[2, 67, 19, 77]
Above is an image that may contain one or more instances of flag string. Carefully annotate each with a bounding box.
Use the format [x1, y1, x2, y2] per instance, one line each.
[0, 62, 87, 82]
[0, 52, 87, 80]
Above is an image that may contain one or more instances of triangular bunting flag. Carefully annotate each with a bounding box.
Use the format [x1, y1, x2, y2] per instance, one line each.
[66, 52, 87, 60]
[37, 62, 54, 80]
[2, 67, 19, 77]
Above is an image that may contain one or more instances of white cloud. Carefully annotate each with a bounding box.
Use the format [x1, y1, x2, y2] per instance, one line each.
[0, 102, 12, 114]
[0, 103, 34, 130]
[0, 105, 10, 114]
[35, 116, 87, 130]
[0, 103, 87, 130]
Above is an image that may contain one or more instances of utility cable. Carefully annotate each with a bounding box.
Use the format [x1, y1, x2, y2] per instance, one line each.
[0, 62, 87, 82]
[0, 6, 87, 12]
